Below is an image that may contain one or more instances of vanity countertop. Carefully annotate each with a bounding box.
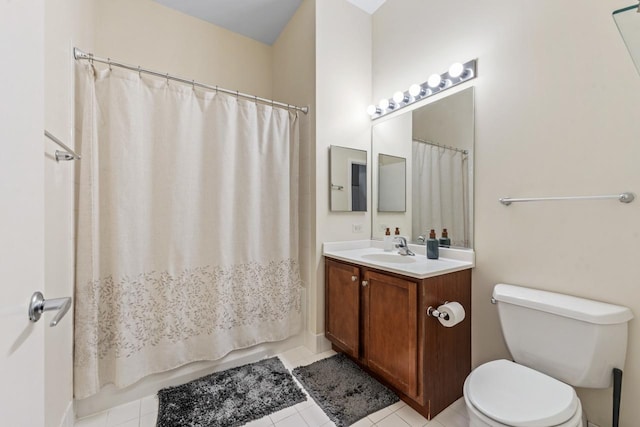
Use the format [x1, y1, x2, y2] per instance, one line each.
[323, 240, 474, 280]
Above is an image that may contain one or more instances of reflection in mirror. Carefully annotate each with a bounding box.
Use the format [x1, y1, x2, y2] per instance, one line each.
[330, 145, 367, 212]
[372, 87, 474, 248]
[614, 5, 640, 75]
[378, 154, 406, 212]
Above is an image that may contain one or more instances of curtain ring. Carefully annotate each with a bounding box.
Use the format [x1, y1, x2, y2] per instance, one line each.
[254, 95, 258, 105]
[192, 80, 195, 90]
[236, 90, 239, 99]
[107, 58, 112, 71]
[137, 66, 141, 78]
[215, 85, 218, 94]
[166, 73, 170, 85]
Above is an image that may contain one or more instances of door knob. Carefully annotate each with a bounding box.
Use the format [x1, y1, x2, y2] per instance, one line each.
[351, 275, 358, 282]
[28, 292, 72, 327]
[362, 280, 369, 287]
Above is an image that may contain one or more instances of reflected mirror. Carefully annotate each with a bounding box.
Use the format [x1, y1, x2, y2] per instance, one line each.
[372, 87, 474, 248]
[378, 154, 406, 212]
[614, 5, 640, 75]
[330, 145, 367, 212]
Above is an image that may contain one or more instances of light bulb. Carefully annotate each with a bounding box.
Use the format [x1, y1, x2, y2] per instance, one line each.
[366, 104, 380, 116]
[448, 62, 464, 78]
[427, 74, 442, 88]
[409, 84, 423, 97]
[379, 98, 390, 110]
[393, 91, 407, 104]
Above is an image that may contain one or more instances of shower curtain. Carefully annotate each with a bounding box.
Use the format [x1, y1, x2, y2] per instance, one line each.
[74, 64, 304, 398]
[412, 140, 470, 247]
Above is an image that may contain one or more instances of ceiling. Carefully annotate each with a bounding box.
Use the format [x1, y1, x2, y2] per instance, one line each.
[154, 0, 387, 45]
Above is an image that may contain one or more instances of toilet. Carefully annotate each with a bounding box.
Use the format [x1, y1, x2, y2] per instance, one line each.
[464, 284, 633, 427]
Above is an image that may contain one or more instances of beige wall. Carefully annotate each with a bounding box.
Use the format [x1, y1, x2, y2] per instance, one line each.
[94, 0, 273, 99]
[314, 0, 372, 334]
[373, 1, 640, 425]
[272, 0, 317, 345]
[45, 0, 95, 426]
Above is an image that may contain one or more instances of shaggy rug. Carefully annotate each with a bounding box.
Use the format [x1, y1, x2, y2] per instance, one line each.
[157, 357, 306, 427]
[292, 353, 400, 427]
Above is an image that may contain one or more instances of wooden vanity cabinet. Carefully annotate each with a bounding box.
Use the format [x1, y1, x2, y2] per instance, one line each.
[324, 257, 471, 419]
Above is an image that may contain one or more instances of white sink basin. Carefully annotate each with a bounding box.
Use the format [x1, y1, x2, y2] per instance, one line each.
[323, 240, 475, 279]
[362, 253, 417, 264]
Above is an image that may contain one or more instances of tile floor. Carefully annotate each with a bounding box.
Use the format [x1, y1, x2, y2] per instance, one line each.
[74, 347, 470, 427]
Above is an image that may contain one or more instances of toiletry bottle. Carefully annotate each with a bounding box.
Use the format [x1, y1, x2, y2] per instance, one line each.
[426, 229, 439, 259]
[394, 227, 400, 236]
[383, 227, 393, 251]
[439, 228, 451, 248]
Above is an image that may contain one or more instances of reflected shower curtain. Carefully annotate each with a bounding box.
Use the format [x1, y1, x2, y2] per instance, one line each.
[74, 64, 303, 398]
[412, 141, 469, 247]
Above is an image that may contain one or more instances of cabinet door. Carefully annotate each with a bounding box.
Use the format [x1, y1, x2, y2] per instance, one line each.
[364, 270, 418, 398]
[325, 259, 361, 358]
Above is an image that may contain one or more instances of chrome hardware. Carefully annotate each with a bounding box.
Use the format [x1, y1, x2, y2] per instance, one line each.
[499, 192, 635, 206]
[416, 235, 426, 244]
[362, 280, 369, 287]
[28, 292, 72, 327]
[491, 297, 497, 304]
[426, 305, 449, 320]
[394, 236, 415, 256]
[351, 275, 358, 282]
[55, 150, 75, 161]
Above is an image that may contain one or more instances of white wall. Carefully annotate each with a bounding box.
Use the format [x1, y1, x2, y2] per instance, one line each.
[373, 1, 640, 425]
[45, 1, 95, 426]
[314, 0, 372, 335]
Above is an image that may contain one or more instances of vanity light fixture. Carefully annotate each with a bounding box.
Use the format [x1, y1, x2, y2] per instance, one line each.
[367, 59, 477, 119]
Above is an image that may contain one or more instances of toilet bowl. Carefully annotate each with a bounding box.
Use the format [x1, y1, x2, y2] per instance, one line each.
[463, 360, 583, 427]
[462, 284, 633, 427]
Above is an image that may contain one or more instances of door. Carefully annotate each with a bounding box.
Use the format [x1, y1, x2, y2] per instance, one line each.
[0, 1, 46, 426]
[325, 259, 361, 358]
[364, 270, 419, 398]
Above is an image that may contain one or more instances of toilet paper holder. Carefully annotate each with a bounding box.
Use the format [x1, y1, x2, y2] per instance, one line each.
[426, 302, 450, 320]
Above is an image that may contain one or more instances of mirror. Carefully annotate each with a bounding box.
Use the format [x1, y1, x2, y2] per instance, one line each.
[378, 154, 406, 212]
[372, 87, 474, 248]
[330, 145, 367, 212]
[614, 5, 640, 75]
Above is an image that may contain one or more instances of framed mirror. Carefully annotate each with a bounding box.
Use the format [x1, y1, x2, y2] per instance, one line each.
[614, 5, 640, 75]
[378, 154, 406, 212]
[372, 87, 474, 248]
[330, 145, 367, 212]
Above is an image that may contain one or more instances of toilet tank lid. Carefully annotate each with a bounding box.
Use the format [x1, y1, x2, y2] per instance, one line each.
[493, 284, 634, 325]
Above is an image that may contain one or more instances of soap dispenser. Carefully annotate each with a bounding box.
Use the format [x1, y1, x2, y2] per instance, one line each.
[439, 228, 451, 248]
[383, 227, 393, 252]
[426, 229, 439, 259]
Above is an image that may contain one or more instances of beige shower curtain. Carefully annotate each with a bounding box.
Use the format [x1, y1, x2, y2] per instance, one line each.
[412, 140, 470, 248]
[74, 64, 304, 398]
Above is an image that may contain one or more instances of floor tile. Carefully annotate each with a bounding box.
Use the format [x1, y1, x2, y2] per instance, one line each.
[387, 400, 406, 412]
[432, 405, 469, 427]
[274, 413, 309, 427]
[139, 412, 157, 427]
[351, 417, 373, 427]
[366, 407, 393, 423]
[269, 405, 298, 423]
[374, 413, 410, 427]
[298, 404, 330, 427]
[447, 398, 470, 420]
[395, 405, 429, 427]
[139, 394, 158, 415]
[106, 400, 140, 427]
[74, 412, 108, 427]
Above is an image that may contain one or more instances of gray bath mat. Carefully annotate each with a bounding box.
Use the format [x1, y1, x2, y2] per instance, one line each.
[292, 353, 400, 427]
[157, 357, 306, 427]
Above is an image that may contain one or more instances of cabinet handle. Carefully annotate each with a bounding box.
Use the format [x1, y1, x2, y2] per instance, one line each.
[351, 275, 358, 282]
[362, 280, 369, 287]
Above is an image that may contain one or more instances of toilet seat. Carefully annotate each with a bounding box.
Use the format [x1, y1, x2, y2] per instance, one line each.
[465, 360, 579, 427]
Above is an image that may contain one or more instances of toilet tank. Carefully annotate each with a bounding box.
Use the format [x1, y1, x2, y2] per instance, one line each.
[493, 284, 633, 388]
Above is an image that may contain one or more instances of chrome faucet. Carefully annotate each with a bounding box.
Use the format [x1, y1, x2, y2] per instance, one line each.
[394, 236, 415, 256]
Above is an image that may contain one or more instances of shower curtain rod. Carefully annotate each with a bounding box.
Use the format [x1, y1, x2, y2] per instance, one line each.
[413, 137, 469, 155]
[73, 48, 309, 115]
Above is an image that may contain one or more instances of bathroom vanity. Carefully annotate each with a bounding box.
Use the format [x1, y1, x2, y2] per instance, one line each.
[323, 240, 474, 419]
